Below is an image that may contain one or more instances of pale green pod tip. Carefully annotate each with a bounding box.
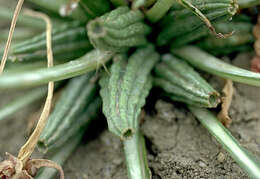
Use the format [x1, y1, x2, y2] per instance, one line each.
[87, 19, 106, 39]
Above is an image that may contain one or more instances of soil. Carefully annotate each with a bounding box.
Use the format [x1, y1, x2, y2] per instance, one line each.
[0, 53, 260, 179]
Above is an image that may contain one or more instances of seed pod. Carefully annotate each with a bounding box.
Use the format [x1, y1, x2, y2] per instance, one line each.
[99, 45, 159, 139]
[10, 22, 92, 62]
[157, 0, 238, 46]
[198, 34, 254, 55]
[87, 7, 150, 53]
[36, 132, 83, 179]
[12, 22, 81, 51]
[10, 39, 92, 62]
[169, 16, 229, 48]
[170, 14, 253, 48]
[154, 54, 220, 108]
[196, 21, 254, 55]
[38, 73, 101, 153]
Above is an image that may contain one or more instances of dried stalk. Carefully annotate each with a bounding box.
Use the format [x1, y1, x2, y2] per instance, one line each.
[17, 9, 54, 164]
[0, 0, 24, 74]
[0, 9, 64, 179]
[217, 79, 233, 127]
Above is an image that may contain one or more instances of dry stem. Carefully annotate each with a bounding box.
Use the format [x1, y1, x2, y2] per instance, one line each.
[217, 79, 233, 127]
[0, 0, 24, 74]
[17, 9, 54, 164]
[177, 0, 234, 38]
[0, 8, 64, 179]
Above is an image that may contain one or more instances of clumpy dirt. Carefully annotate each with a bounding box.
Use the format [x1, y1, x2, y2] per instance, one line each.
[0, 52, 260, 178]
[142, 99, 259, 179]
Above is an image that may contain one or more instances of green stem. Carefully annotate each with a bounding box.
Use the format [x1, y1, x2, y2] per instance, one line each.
[145, 0, 175, 23]
[4, 60, 67, 74]
[0, 6, 45, 29]
[35, 132, 83, 179]
[123, 130, 151, 179]
[110, 0, 129, 6]
[238, 0, 260, 9]
[0, 87, 47, 121]
[132, 0, 146, 9]
[172, 46, 260, 87]
[188, 106, 260, 178]
[0, 50, 113, 89]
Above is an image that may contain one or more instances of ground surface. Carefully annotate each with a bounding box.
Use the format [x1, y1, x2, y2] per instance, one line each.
[0, 53, 259, 179]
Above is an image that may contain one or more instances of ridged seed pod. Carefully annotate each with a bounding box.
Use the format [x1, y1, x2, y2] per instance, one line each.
[99, 46, 159, 139]
[154, 54, 221, 108]
[87, 7, 151, 52]
[157, 0, 238, 46]
[10, 22, 92, 62]
[38, 73, 100, 153]
[171, 15, 254, 49]
[197, 21, 254, 55]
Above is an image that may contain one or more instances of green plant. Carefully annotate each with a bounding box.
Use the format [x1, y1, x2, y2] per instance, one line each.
[10, 22, 92, 62]
[99, 46, 159, 178]
[0, 0, 260, 178]
[38, 73, 100, 153]
[172, 46, 260, 87]
[189, 106, 260, 178]
[154, 54, 220, 107]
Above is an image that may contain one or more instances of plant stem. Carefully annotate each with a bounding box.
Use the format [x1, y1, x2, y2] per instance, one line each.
[188, 106, 260, 178]
[35, 132, 83, 179]
[110, 0, 129, 6]
[145, 0, 176, 23]
[123, 130, 151, 179]
[238, 0, 260, 9]
[4, 60, 66, 74]
[0, 0, 24, 74]
[172, 46, 260, 87]
[0, 87, 47, 121]
[0, 50, 113, 89]
[0, 6, 45, 29]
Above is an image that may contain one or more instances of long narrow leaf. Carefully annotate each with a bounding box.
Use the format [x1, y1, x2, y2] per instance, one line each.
[0, 49, 113, 89]
[172, 46, 260, 87]
[189, 106, 260, 178]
